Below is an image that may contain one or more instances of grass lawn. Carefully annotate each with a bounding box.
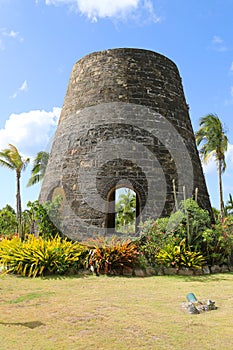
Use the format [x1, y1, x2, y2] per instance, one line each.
[1, 273, 233, 350]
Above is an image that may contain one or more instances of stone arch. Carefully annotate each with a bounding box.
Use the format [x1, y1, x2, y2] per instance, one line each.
[106, 183, 141, 235]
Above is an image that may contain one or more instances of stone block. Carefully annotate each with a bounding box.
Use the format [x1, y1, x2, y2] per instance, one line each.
[202, 265, 210, 274]
[178, 268, 194, 276]
[220, 264, 229, 273]
[157, 268, 164, 276]
[163, 267, 177, 275]
[133, 268, 146, 277]
[145, 267, 155, 276]
[210, 265, 221, 274]
[193, 268, 203, 276]
[122, 267, 133, 276]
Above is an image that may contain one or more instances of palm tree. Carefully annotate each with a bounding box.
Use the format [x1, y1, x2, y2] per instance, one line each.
[225, 194, 233, 216]
[195, 114, 228, 219]
[115, 189, 136, 232]
[27, 151, 49, 187]
[0, 144, 30, 238]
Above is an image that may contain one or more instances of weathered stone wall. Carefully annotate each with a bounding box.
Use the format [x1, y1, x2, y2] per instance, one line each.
[40, 48, 212, 241]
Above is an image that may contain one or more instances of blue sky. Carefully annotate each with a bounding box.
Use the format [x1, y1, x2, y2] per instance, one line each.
[0, 0, 233, 211]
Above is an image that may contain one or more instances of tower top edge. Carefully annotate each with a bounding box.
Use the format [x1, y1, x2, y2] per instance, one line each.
[74, 47, 178, 70]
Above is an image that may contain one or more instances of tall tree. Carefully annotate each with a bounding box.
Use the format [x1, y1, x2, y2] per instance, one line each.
[27, 151, 49, 187]
[0, 144, 30, 238]
[195, 114, 228, 219]
[225, 193, 233, 216]
[115, 189, 136, 232]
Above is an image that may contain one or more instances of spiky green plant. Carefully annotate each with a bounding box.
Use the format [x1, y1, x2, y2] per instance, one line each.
[156, 239, 206, 269]
[0, 235, 87, 277]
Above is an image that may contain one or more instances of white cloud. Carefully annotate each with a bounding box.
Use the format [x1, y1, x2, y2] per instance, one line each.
[212, 35, 223, 44]
[0, 38, 4, 50]
[211, 35, 228, 52]
[230, 62, 233, 73]
[19, 80, 28, 92]
[202, 154, 216, 175]
[226, 143, 233, 168]
[11, 80, 28, 99]
[201, 143, 233, 175]
[3, 30, 19, 38]
[0, 108, 60, 157]
[77, 0, 139, 21]
[44, 0, 161, 23]
[0, 28, 23, 50]
[224, 86, 233, 105]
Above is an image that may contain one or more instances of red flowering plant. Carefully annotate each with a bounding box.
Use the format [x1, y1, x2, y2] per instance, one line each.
[201, 216, 233, 266]
[84, 236, 139, 275]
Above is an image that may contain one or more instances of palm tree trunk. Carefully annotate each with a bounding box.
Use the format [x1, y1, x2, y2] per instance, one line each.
[218, 159, 224, 221]
[16, 171, 24, 240]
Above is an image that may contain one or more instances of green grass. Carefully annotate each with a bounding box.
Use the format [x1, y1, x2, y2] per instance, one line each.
[7, 291, 55, 304]
[1, 273, 233, 349]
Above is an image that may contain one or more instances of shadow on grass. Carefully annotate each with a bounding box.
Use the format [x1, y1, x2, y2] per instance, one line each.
[0, 321, 45, 329]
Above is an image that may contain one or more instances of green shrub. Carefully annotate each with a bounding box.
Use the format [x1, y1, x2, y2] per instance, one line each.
[201, 216, 233, 265]
[156, 239, 206, 269]
[85, 236, 139, 275]
[26, 197, 63, 239]
[138, 199, 211, 267]
[0, 235, 87, 277]
[137, 219, 172, 267]
[166, 199, 211, 249]
[0, 205, 18, 237]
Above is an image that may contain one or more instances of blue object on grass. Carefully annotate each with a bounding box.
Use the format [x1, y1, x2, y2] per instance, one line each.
[186, 293, 197, 302]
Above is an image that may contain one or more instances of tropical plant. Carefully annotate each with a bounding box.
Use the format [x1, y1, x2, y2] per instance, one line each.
[170, 198, 211, 248]
[156, 239, 206, 269]
[27, 151, 49, 187]
[137, 218, 172, 267]
[0, 235, 86, 277]
[137, 199, 211, 267]
[26, 197, 62, 239]
[0, 144, 30, 239]
[85, 236, 139, 275]
[201, 216, 233, 266]
[115, 189, 136, 233]
[212, 207, 221, 222]
[0, 205, 17, 237]
[140, 199, 210, 251]
[195, 114, 228, 219]
[225, 194, 233, 216]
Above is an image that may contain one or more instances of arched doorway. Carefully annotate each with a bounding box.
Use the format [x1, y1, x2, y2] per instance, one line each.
[106, 186, 140, 235]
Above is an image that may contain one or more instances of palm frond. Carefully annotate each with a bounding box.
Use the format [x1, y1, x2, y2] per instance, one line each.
[195, 114, 228, 167]
[27, 174, 42, 187]
[0, 144, 30, 172]
[0, 158, 15, 170]
[27, 151, 49, 187]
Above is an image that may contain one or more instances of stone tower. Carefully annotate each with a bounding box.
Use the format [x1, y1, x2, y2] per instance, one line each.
[39, 48, 212, 241]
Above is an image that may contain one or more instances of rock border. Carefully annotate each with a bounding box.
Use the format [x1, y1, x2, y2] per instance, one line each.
[81, 264, 232, 277]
